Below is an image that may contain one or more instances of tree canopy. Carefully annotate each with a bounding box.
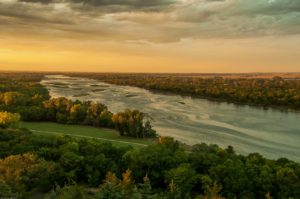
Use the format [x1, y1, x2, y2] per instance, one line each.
[1, 128, 300, 199]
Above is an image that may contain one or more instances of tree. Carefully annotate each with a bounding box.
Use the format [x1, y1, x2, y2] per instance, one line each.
[96, 170, 143, 199]
[165, 164, 200, 195]
[0, 111, 20, 129]
[199, 176, 225, 199]
[98, 110, 114, 127]
[59, 152, 84, 181]
[119, 169, 142, 198]
[85, 102, 108, 126]
[69, 104, 86, 124]
[143, 120, 156, 138]
[96, 172, 123, 199]
[1, 92, 22, 106]
[139, 175, 155, 199]
[166, 180, 182, 199]
[113, 109, 156, 138]
[0, 153, 56, 193]
[112, 113, 126, 136]
[276, 167, 300, 198]
[0, 180, 21, 198]
[45, 184, 86, 199]
[158, 136, 180, 151]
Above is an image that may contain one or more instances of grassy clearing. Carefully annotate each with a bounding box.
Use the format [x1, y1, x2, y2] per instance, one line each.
[20, 122, 156, 148]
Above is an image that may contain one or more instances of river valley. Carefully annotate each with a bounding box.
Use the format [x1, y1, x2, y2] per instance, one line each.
[42, 75, 300, 162]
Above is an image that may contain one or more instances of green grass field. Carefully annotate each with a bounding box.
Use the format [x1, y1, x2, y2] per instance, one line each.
[20, 122, 156, 148]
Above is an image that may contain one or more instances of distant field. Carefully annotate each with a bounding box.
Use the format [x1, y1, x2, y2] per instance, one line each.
[20, 122, 156, 148]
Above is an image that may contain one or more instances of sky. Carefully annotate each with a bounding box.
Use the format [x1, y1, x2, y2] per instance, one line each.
[0, 0, 299, 73]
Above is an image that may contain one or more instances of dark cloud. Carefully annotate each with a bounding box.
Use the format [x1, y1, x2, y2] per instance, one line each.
[205, 0, 226, 1]
[229, 0, 300, 16]
[1, 0, 299, 43]
[69, 0, 176, 7]
[18, 0, 177, 11]
[0, 1, 74, 25]
[20, 0, 53, 4]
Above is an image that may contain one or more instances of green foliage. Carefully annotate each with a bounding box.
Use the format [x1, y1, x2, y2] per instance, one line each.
[96, 169, 152, 199]
[199, 176, 224, 199]
[96, 172, 123, 199]
[113, 109, 157, 138]
[166, 180, 182, 199]
[45, 184, 86, 199]
[123, 137, 188, 189]
[0, 153, 57, 196]
[165, 164, 200, 195]
[0, 128, 300, 198]
[0, 180, 22, 198]
[139, 175, 155, 199]
[42, 98, 115, 128]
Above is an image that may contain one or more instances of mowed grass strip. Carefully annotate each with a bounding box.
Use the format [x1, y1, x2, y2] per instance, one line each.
[20, 122, 156, 148]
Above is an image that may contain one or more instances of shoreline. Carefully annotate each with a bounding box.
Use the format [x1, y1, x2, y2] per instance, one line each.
[80, 77, 300, 114]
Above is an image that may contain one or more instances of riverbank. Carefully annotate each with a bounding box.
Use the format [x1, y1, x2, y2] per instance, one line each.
[65, 73, 300, 112]
[41, 75, 300, 162]
[20, 122, 156, 148]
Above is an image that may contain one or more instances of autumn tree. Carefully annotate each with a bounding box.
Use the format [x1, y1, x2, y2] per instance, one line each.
[1, 92, 23, 106]
[113, 109, 156, 138]
[0, 153, 56, 193]
[0, 111, 20, 128]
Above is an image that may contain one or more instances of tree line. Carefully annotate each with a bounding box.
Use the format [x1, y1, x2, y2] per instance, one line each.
[69, 73, 300, 109]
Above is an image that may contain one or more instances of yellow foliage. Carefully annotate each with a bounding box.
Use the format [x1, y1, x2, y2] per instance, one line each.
[0, 111, 21, 128]
[32, 94, 43, 101]
[0, 153, 53, 186]
[265, 192, 272, 199]
[2, 92, 21, 106]
[202, 182, 225, 199]
[70, 104, 81, 114]
[104, 171, 118, 184]
[122, 169, 133, 186]
[158, 136, 175, 145]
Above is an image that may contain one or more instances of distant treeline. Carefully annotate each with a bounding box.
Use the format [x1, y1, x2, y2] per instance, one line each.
[0, 73, 156, 138]
[68, 73, 300, 109]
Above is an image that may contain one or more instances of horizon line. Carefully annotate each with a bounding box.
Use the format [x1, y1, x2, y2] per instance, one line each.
[1, 69, 300, 75]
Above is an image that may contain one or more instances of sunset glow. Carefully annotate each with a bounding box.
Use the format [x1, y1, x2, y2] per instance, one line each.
[0, 0, 299, 72]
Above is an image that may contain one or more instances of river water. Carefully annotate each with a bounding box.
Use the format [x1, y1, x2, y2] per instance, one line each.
[41, 75, 300, 162]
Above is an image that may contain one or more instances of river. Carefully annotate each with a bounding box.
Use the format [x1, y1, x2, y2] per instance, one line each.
[41, 75, 300, 162]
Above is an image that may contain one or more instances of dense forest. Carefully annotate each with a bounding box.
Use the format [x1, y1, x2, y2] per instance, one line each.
[68, 73, 300, 110]
[1, 72, 300, 199]
[1, 126, 300, 198]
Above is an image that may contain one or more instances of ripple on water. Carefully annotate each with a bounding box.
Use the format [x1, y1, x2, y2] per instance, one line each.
[41, 75, 300, 162]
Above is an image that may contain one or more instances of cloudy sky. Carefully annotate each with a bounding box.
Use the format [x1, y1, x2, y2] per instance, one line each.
[0, 0, 299, 72]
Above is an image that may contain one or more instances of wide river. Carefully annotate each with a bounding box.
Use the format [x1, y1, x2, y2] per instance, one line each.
[42, 75, 300, 162]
